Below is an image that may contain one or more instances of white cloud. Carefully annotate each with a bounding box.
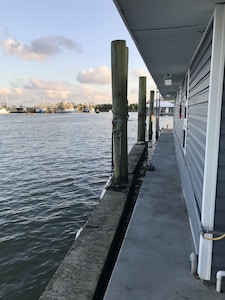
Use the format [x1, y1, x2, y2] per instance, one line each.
[74, 84, 111, 103]
[0, 67, 156, 107]
[2, 35, 82, 61]
[1, 77, 112, 106]
[130, 87, 138, 95]
[130, 68, 151, 80]
[130, 68, 157, 97]
[23, 77, 71, 91]
[1, 78, 73, 106]
[77, 66, 111, 85]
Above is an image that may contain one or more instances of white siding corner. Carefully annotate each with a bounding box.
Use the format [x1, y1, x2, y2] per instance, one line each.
[198, 4, 225, 280]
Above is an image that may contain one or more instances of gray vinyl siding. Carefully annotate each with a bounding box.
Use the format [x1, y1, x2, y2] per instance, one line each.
[173, 23, 213, 251]
[174, 136, 202, 251]
[212, 70, 225, 280]
[186, 24, 212, 211]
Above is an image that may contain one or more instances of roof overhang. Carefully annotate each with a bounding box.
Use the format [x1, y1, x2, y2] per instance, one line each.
[113, 0, 225, 100]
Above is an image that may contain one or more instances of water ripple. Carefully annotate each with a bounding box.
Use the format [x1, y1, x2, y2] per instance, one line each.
[0, 113, 117, 300]
[0, 112, 172, 300]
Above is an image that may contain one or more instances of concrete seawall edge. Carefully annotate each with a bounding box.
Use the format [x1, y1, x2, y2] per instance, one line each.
[39, 142, 147, 300]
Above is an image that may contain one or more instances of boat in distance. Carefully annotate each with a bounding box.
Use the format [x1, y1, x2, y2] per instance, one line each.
[0, 107, 10, 114]
[55, 108, 77, 113]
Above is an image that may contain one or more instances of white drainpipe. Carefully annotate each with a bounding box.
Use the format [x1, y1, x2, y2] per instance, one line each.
[216, 270, 225, 292]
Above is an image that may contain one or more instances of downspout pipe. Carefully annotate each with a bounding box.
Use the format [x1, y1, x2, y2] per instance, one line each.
[216, 270, 225, 292]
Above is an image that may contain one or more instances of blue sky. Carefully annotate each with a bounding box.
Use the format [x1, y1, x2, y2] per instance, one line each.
[0, 0, 156, 107]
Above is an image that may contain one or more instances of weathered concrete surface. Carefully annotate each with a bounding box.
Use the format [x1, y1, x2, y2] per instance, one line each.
[39, 143, 146, 300]
[103, 130, 225, 300]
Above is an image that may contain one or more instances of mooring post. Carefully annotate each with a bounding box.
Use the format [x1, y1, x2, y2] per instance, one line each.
[111, 40, 128, 184]
[137, 76, 146, 142]
[156, 92, 160, 139]
[148, 90, 155, 141]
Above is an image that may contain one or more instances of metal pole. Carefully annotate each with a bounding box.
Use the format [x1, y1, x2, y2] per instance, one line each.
[137, 76, 146, 142]
[111, 40, 128, 184]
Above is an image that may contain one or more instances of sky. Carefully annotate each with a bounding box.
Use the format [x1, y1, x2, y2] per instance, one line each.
[0, 0, 157, 107]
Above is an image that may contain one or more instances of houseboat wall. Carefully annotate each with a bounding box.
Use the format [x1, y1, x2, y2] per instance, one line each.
[174, 4, 225, 281]
[174, 19, 213, 252]
[212, 72, 225, 280]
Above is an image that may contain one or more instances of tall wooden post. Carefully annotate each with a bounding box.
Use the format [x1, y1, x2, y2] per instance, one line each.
[148, 90, 154, 140]
[111, 40, 128, 184]
[137, 76, 146, 142]
[156, 92, 160, 139]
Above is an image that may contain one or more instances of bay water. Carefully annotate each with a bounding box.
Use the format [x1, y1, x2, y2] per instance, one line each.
[0, 112, 173, 299]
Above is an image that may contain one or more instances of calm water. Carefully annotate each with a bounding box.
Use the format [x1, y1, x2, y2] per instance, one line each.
[0, 112, 173, 300]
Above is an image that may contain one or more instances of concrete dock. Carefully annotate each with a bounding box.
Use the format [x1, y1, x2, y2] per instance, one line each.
[39, 141, 147, 300]
[103, 130, 224, 300]
[39, 130, 225, 299]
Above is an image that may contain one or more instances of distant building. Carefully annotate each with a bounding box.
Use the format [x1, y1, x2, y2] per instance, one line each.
[146, 100, 174, 115]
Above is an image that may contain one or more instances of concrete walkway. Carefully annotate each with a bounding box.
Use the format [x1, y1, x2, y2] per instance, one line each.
[103, 130, 224, 300]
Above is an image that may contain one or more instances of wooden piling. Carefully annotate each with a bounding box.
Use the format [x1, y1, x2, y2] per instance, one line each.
[111, 40, 128, 184]
[156, 94, 160, 139]
[137, 77, 146, 142]
[148, 90, 154, 141]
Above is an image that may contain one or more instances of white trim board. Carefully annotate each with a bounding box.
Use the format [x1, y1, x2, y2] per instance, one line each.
[197, 4, 225, 281]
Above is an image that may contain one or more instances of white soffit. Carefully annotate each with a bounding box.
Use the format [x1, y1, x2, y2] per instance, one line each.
[113, 0, 225, 99]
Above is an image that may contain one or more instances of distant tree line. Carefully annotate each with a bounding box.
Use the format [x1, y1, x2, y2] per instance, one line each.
[94, 103, 138, 112]
[9, 102, 138, 113]
[94, 103, 112, 112]
[128, 103, 138, 112]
